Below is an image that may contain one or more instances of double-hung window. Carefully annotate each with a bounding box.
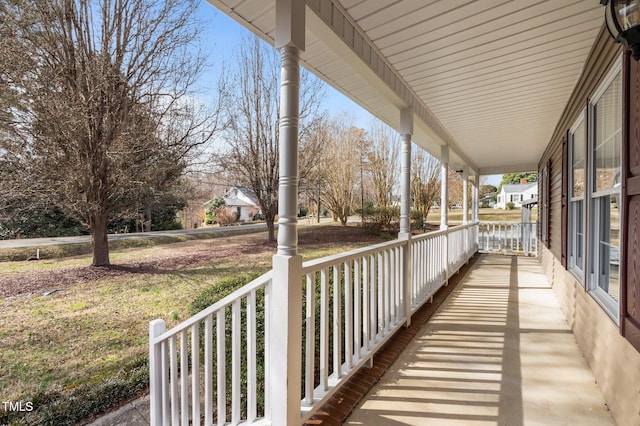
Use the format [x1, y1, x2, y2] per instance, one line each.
[588, 58, 622, 321]
[568, 112, 586, 278]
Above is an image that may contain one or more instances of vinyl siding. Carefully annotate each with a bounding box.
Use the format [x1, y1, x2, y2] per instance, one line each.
[538, 26, 640, 426]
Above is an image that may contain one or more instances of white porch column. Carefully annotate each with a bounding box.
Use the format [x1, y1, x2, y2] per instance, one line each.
[462, 167, 469, 225]
[270, 1, 304, 424]
[399, 108, 412, 237]
[440, 147, 449, 284]
[472, 173, 480, 222]
[440, 147, 449, 231]
[399, 108, 413, 326]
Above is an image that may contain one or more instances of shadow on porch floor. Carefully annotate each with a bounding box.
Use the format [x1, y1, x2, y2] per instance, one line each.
[311, 254, 613, 426]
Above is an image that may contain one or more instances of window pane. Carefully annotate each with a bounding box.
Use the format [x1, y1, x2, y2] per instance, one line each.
[572, 120, 585, 198]
[589, 63, 621, 316]
[570, 199, 584, 271]
[596, 196, 620, 302]
[593, 71, 622, 193]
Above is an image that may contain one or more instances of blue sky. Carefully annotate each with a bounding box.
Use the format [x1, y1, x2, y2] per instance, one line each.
[195, 3, 502, 186]
[195, 4, 371, 125]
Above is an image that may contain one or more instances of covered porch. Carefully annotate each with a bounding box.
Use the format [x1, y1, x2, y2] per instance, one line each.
[147, 1, 630, 425]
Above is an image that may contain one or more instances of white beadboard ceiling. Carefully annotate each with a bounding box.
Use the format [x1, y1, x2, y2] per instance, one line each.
[206, 0, 605, 175]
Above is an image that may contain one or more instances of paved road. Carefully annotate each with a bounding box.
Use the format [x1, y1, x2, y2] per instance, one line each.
[0, 217, 343, 249]
[0, 223, 271, 248]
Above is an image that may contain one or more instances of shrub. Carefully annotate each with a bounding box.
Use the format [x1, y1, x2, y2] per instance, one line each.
[189, 273, 261, 315]
[356, 205, 400, 233]
[410, 209, 425, 230]
[1, 356, 148, 426]
[506, 201, 515, 210]
[215, 207, 238, 226]
[205, 197, 226, 224]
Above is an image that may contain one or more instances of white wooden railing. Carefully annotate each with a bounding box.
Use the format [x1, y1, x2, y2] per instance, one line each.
[149, 222, 478, 425]
[478, 222, 537, 256]
[299, 238, 408, 421]
[410, 223, 477, 312]
[149, 273, 272, 426]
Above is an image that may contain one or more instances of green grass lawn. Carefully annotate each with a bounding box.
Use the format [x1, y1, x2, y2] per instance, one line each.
[0, 224, 385, 425]
[426, 207, 538, 224]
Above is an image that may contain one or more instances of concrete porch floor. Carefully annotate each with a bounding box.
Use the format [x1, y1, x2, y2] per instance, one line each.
[344, 254, 614, 426]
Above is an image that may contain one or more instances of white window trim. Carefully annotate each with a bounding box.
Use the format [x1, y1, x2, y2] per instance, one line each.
[568, 110, 586, 282]
[587, 56, 622, 324]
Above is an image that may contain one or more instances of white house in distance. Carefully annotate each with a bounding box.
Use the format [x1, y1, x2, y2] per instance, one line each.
[495, 181, 538, 209]
[222, 186, 260, 221]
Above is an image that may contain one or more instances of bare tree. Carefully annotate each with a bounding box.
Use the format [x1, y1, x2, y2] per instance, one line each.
[447, 168, 464, 209]
[0, 0, 222, 266]
[411, 148, 440, 226]
[367, 122, 399, 226]
[299, 116, 331, 223]
[323, 119, 364, 226]
[222, 36, 324, 241]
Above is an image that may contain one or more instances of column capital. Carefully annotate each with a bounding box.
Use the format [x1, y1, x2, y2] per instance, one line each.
[400, 107, 413, 136]
[440, 146, 449, 163]
[276, 0, 305, 50]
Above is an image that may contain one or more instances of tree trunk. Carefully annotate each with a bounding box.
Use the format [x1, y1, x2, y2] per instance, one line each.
[145, 202, 152, 232]
[91, 212, 110, 266]
[266, 217, 276, 242]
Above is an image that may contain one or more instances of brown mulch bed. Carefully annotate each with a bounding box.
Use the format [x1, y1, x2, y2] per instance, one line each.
[0, 224, 385, 299]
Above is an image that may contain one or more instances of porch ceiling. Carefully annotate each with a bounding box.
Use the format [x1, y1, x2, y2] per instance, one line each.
[206, 0, 604, 175]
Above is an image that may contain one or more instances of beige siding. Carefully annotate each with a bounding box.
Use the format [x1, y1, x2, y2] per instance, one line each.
[541, 247, 640, 426]
[538, 26, 640, 426]
[548, 140, 563, 259]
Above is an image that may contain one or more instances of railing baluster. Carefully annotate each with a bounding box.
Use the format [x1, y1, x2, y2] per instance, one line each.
[389, 247, 398, 327]
[204, 317, 213, 426]
[191, 324, 200, 426]
[384, 250, 390, 330]
[411, 243, 417, 305]
[421, 239, 425, 291]
[161, 340, 169, 426]
[333, 263, 342, 378]
[370, 254, 376, 347]
[432, 238, 436, 288]
[180, 330, 189, 426]
[304, 273, 315, 404]
[424, 240, 428, 294]
[320, 268, 329, 391]
[377, 251, 384, 337]
[216, 310, 225, 426]
[264, 281, 271, 420]
[362, 255, 369, 352]
[247, 290, 256, 422]
[414, 242, 420, 301]
[344, 260, 353, 370]
[231, 299, 241, 425]
[354, 258, 361, 361]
